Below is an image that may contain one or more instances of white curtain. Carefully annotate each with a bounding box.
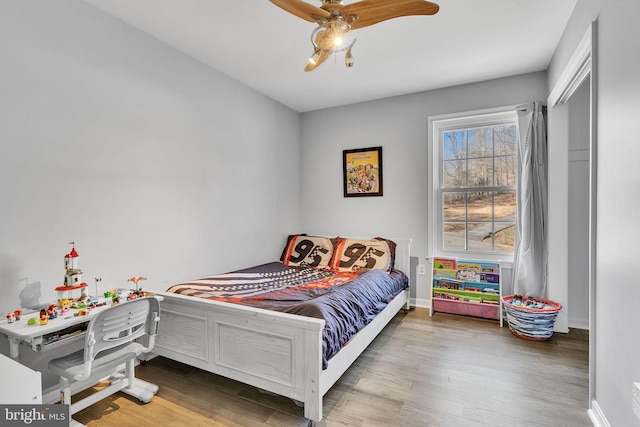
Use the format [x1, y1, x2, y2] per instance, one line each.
[512, 101, 548, 297]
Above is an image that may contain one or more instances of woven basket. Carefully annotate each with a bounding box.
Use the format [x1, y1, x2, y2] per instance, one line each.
[501, 295, 562, 341]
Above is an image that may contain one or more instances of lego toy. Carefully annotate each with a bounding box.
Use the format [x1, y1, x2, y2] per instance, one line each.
[55, 242, 88, 301]
[39, 309, 48, 325]
[60, 299, 70, 315]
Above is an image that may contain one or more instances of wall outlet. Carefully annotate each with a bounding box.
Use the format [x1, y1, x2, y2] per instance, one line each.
[417, 264, 426, 275]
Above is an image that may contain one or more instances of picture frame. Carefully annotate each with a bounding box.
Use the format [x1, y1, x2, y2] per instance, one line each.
[343, 146, 383, 197]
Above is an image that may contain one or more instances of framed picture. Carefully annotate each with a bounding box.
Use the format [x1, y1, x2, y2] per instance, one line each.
[343, 146, 383, 197]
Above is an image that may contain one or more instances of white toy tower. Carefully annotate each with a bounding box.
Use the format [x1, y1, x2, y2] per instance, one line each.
[65, 244, 82, 287]
[56, 242, 88, 300]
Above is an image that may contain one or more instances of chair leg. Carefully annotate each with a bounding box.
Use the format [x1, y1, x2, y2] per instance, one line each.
[60, 377, 72, 407]
[118, 357, 159, 403]
[58, 377, 89, 426]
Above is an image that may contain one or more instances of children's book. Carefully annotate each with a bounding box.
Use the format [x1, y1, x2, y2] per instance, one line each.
[433, 258, 456, 270]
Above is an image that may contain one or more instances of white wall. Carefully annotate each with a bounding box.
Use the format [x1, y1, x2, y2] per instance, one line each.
[549, 0, 640, 425]
[300, 73, 547, 305]
[0, 0, 301, 313]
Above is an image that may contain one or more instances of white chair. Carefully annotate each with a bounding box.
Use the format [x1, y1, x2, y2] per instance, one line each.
[48, 297, 161, 426]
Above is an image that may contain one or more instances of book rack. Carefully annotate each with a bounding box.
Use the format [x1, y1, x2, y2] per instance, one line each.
[429, 257, 503, 327]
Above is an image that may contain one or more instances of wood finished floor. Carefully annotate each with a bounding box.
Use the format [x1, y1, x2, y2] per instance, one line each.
[73, 308, 591, 427]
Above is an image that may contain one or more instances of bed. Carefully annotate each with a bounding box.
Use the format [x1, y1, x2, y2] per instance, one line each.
[150, 235, 412, 423]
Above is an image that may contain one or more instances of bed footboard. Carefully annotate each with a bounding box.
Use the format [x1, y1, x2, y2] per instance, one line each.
[151, 237, 411, 421]
[152, 287, 408, 421]
[152, 291, 325, 419]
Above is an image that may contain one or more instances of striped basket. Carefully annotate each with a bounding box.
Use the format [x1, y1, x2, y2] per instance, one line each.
[501, 295, 563, 341]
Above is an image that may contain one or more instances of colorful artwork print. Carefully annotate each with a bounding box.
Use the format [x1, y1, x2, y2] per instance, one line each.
[343, 147, 383, 197]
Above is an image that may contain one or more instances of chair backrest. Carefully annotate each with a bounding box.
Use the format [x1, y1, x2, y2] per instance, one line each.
[81, 297, 160, 378]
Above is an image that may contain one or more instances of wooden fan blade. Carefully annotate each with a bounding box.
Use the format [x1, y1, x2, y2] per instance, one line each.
[269, 0, 330, 23]
[342, 0, 439, 30]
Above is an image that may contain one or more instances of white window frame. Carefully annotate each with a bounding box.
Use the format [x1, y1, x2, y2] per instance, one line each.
[427, 106, 518, 263]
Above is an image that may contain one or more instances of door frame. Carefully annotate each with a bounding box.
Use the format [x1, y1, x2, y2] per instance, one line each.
[547, 21, 597, 410]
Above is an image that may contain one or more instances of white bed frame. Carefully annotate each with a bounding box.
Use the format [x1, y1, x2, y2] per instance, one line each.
[151, 238, 411, 422]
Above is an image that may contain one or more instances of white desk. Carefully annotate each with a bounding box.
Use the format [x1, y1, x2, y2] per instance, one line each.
[0, 302, 113, 359]
[0, 297, 161, 404]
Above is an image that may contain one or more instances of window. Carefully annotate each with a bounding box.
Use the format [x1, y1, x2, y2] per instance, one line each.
[429, 109, 518, 260]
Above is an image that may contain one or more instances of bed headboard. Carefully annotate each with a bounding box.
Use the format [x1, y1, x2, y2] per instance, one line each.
[391, 238, 412, 280]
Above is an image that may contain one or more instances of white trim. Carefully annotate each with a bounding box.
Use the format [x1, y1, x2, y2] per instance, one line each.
[568, 319, 589, 330]
[588, 399, 611, 427]
[548, 25, 592, 107]
[428, 105, 521, 124]
[412, 298, 430, 309]
[427, 106, 518, 263]
[548, 20, 597, 414]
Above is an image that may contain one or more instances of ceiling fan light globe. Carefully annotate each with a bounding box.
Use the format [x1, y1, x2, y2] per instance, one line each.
[309, 49, 321, 65]
[345, 49, 354, 67]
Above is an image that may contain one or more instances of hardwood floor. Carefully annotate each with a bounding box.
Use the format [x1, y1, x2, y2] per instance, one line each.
[73, 308, 591, 427]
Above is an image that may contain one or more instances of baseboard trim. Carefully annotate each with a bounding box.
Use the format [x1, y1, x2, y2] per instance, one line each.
[588, 399, 610, 427]
[569, 319, 590, 330]
[411, 298, 430, 309]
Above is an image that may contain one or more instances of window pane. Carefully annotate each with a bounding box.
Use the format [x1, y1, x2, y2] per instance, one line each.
[467, 222, 492, 251]
[443, 192, 465, 222]
[495, 191, 516, 221]
[443, 160, 466, 188]
[493, 222, 515, 252]
[467, 127, 493, 159]
[443, 222, 465, 250]
[495, 155, 516, 186]
[467, 192, 493, 220]
[468, 158, 493, 187]
[443, 130, 466, 160]
[494, 125, 517, 156]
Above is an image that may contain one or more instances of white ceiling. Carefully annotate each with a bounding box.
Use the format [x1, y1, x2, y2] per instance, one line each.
[81, 0, 577, 112]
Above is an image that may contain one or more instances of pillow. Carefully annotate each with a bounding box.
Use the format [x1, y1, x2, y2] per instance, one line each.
[280, 235, 334, 268]
[329, 237, 396, 272]
[373, 236, 397, 270]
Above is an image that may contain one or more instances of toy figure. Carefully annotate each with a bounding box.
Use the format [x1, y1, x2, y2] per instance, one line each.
[40, 309, 48, 325]
[13, 309, 21, 321]
[6, 312, 15, 323]
[72, 294, 88, 309]
[47, 304, 58, 319]
[127, 276, 148, 301]
[60, 299, 70, 315]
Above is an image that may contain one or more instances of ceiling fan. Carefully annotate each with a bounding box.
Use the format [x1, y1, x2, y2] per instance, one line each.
[269, 0, 440, 71]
